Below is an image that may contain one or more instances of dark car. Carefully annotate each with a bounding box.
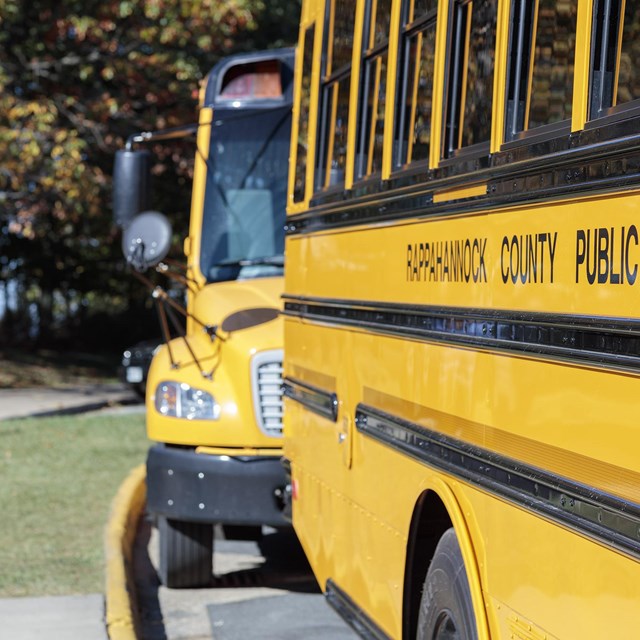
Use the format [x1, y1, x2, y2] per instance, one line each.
[121, 340, 159, 398]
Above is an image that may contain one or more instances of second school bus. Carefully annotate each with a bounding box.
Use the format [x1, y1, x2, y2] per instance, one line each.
[283, 0, 640, 638]
[114, 49, 294, 589]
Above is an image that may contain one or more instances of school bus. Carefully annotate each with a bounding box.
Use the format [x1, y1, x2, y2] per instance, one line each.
[283, 0, 640, 637]
[113, 48, 294, 588]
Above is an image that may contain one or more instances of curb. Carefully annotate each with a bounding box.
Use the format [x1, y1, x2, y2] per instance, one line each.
[1, 399, 142, 422]
[104, 464, 146, 640]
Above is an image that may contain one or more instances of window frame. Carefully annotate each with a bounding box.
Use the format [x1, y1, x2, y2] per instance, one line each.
[587, 0, 640, 128]
[393, 0, 439, 172]
[354, 0, 391, 182]
[441, 0, 497, 164]
[315, 0, 356, 193]
[292, 24, 317, 204]
[502, 0, 578, 149]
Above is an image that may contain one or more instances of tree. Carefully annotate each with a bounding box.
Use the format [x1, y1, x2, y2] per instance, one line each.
[0, 0, 300, 349]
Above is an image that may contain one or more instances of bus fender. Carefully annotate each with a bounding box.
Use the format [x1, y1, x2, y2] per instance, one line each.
[417, 476, 490, 640]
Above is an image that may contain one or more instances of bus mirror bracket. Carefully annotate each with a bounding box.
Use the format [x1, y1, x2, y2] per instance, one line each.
[113, 123, 198, 229]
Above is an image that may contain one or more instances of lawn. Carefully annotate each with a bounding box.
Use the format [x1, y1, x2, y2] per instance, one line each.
[0, 411, 149, 596]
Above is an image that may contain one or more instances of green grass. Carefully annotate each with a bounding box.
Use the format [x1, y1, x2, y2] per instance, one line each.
[0, 411, 149, 596]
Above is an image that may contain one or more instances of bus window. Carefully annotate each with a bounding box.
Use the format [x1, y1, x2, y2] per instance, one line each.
[293, 25, 316, 203]
[590, 0, 640, 120]
[394, 0, 438, 169]
[505, 0, 577, 142]
[219, 60, 284, 100]
[443, 0, 497, 158]
[355, 0, 392, 180]
[316, 0, 356, 189]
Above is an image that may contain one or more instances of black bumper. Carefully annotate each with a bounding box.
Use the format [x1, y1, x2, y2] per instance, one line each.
[146, 444, 289, 527]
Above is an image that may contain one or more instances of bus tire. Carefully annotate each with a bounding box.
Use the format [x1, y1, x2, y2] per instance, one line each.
[158, 516, 213, 588]
[222, 524, 263, 541]
[417, 528, 477, 640]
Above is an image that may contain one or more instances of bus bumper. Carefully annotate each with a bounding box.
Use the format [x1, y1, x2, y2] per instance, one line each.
[146, 444, 289, 527]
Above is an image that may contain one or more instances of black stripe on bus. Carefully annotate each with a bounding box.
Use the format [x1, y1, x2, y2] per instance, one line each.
[325, 579, 391, 640]
[355, 403, 640, 561]
[283, 296, 640, 375]
[283, 377, 339, 422]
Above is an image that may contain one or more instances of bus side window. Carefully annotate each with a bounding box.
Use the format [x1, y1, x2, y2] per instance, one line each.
[293, 25, 316, 203]
[443, 0, 497, 158]
[589, 0, 640, 120]
[355, 0, 392, 180]
[394, 0, 438, 170]
[316, 0, 356, 190]
[504, 0, 577, 142]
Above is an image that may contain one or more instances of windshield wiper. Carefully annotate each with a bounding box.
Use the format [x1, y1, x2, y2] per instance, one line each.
[214, 255, 284, 268]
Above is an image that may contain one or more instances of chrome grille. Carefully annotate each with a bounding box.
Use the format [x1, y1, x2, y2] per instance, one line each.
[252, 350, 284, 437]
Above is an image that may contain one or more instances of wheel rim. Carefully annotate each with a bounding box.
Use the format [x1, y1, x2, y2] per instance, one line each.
[433, 611, 459, 640]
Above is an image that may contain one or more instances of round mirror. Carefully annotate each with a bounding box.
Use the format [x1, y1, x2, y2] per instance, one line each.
[122, 211, 172, 271]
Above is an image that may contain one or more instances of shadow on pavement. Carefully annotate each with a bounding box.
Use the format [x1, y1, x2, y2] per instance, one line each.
[133, 517, 168, 640]
[133, 518, 327, 640]
[210, 527, 320, 593]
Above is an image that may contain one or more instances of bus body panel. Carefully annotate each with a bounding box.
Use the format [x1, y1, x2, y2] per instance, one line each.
[284, 195, 640, 636]
[285, 191, 640, 325]
[285, 315, 640, 638]
[284, 0, 640, 635]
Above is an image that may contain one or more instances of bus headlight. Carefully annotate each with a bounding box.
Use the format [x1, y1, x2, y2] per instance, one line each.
[155, 381, 221, 420]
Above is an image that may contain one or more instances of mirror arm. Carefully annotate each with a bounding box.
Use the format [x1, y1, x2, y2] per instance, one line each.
[125, 123, 199, 151]
[154, 298, 179, 369]
[156, 262, 200, 294]
[126, 240, 148, 272]
[162, 303, 212, 381]
[130, 269, 224, 341]
[158, 285, 226, 343]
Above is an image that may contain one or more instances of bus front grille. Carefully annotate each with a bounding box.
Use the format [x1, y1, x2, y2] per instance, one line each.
[252, 350, 284, 438]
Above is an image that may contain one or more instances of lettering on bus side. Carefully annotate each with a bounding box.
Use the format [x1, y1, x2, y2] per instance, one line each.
[575, 226, 639, 285]
[406, 238, 488, 283]
[500, 232, 558, 284]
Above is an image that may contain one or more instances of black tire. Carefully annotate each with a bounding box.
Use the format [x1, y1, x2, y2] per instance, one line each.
[222, 524, 263, 541]
[158, 516, 213, 588]
[417, 528, 478, 640]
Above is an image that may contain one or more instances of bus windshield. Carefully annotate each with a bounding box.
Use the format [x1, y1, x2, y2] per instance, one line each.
[200, 105, 290, 283]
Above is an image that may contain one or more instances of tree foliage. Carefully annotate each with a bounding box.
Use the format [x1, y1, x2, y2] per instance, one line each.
[0, 0, 300, 349]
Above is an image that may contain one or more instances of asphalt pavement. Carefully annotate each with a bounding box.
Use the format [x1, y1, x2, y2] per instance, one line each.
[0, 383, 143, 640]
[134, 520, 359, 640]
[0, 383, 141, 421]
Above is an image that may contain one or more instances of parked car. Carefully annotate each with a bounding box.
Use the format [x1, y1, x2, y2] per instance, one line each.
[120, 340, 159, 398]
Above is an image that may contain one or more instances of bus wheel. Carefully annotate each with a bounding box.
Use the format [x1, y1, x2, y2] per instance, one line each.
[417, 528, 477, 640]
[158, 516, 213, 588]
[222, 524, 263, 541]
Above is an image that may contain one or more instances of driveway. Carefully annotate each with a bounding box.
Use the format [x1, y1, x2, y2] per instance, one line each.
[0, 383, 141, 421]
[133, 518, 359, 640]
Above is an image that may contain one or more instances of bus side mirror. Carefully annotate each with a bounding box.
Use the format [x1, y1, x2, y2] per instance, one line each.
[122, 211, 173, 271]
[113, 149, 152, 228]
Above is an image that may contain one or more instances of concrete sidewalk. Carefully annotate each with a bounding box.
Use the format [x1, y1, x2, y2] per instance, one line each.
[0, 383, 141, 421]
[0, 594, 109, 640]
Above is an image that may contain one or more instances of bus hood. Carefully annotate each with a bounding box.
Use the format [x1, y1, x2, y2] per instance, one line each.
[191, 276, 283, 337]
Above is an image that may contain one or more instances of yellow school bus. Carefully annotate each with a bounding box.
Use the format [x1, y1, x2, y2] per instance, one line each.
[283, 0, 640, 637]
[114, 49, 294, 588]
